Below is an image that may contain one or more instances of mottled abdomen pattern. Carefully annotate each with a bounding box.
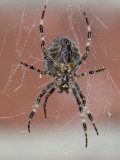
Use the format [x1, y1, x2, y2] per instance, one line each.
[44, 36, 81, 74]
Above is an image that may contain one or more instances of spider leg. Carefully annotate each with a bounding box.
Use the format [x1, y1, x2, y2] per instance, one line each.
[74, 81, 99, 135]
[43, 86, 57, 118]
[78, 12, 91, 65]
[39, 4, 61, 71]
[28, 80, 56, 133]
[72, 85, 88, 147]
[74, 68, 106, 77]
[20, 62, 47, 74]
[20, 62, 57, 77]
[39, 4, 47, 51]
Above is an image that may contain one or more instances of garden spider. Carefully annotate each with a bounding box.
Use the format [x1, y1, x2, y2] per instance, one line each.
[20, 4, 106, 147]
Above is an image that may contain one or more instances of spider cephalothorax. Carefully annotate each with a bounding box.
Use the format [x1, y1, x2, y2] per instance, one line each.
[20, 4, 106, 147]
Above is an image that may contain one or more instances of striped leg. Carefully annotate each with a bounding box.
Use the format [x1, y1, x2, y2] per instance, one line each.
[43, 86, 56, 118]
[20, 62, 47, 75]
[75, 68, 106, 77]
[74, 81, 99, 135]
[79, 12, 91, 65]
[72, 85, 88, 147]
[20, 62, 57, 77]
[28, 80, 56, 133]
[39, 4, 47, 52]
[39, 4, 60, 71]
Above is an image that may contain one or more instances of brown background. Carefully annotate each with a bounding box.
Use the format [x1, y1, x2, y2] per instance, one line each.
[0, 0, 120, 159]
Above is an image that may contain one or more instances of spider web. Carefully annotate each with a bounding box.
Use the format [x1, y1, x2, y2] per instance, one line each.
[0, 0, 120, 159]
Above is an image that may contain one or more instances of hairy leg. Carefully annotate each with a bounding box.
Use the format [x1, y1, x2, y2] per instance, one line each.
[43, 86, 56, 118]
[39, 4, 60, 71]
[20, 62, 57, 77]
[78, 12, 91, 65]
[28, 80, 56, 132]
[72, 85, 88, 147]
[74, 68, 106, 77]
[74, 81, 99, 135]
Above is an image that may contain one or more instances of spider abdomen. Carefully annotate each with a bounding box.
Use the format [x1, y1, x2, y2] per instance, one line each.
[44, 36, 81, 74]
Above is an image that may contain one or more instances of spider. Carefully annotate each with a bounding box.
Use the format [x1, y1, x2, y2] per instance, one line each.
[20, 4, 106, 147]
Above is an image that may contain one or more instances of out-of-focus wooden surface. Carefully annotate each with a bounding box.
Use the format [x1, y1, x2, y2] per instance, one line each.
[0, 0, 120, 159]
[0, 0, 120, 134]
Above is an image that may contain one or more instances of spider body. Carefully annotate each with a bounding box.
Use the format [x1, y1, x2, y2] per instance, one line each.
[45, 36, 80, 94]
[20, 4, 106, 147]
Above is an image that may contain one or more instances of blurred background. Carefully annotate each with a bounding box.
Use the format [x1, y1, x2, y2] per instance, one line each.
[0, 0, 120, 159]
